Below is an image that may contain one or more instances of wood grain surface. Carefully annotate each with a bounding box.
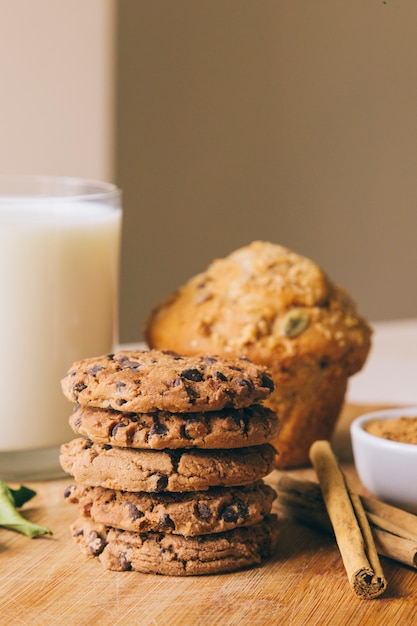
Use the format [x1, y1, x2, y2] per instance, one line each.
[1, 404, 416, 625]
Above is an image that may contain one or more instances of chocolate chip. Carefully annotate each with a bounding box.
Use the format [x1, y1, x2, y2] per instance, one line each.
[87, 365, 104, 376]
[64, 485, 75, 499]
[261, 374, 274, 392]
[111, 422, 127, 438]
[236, 378, 253, 389]
[119, 552, 132, 571]
[153, 473, 168, 491]
[219, 500, 249, 523]
[180, 368, 204, 382]
[158, 514, 175, 531]
[215, 371, 228, 382]
[73, 415, 82, 429]
[237, 500, 249, 520]
[88, 530, 106, 556]
[116, 398, 127, 406]
[319, 357, 330, 370]
[149, 420, 168, 437]
[116, 356, 140, 370]
[74, 382, 87, 394]
[219, 505, 238, 523]
[184, 386, 199, 403]
[194, 502, 212, 521]
[115, 381, 126, 390]
[127, 502, 144, 520]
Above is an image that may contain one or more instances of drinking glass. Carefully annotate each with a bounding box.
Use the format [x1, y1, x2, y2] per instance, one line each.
[0, 175, 122, 480]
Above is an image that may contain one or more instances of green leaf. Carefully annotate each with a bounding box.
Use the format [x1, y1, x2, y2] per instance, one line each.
[9, 484, 37, 508]
[0, 480, 52, 538]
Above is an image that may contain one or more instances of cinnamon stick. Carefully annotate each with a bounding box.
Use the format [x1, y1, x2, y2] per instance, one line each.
[274, 473, 417, 569]
[309, 440, 387, 599]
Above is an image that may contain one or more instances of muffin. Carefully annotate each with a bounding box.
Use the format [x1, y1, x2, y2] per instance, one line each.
[144, 241, 372, 468]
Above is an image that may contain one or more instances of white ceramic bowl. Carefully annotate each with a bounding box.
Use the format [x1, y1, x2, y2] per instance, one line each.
[350, 406, 417, 514]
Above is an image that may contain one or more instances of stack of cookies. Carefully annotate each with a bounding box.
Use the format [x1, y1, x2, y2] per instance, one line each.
[59, 349, 280, 576]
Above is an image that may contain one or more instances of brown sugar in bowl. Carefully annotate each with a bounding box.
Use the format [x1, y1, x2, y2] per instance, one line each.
[351, 407, 417, 514]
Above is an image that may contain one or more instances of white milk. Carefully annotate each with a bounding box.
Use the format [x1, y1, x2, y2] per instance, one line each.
[0, 200, 121, 455]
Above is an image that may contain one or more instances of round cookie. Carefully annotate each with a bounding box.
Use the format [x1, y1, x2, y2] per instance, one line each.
[59, 438, 276, 492]
[65, 481, 277, 536]
[69, 404, 279, 450]
[61, 349, 274, 414]
[71, 514, 279, 575]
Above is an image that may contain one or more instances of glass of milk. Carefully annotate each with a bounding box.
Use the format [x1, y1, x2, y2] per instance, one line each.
[0, 175, 122, 480]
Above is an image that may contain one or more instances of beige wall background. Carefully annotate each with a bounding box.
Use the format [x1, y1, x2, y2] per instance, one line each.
[1, 2, 417, 343]
[0, 0, 115, 180]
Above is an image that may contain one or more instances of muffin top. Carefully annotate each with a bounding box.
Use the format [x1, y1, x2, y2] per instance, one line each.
[145, 241, 372, 376]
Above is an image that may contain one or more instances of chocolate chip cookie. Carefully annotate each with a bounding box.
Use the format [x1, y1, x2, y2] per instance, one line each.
[60, 438, 276, 492]
[65, 480, 276, 536]
[71, 513, 279, 575]
[61, 350, 274, 413]
[68, 404, 279, 450]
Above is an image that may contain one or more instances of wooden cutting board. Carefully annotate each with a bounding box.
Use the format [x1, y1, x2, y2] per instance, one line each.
[1, 404, 416, 625]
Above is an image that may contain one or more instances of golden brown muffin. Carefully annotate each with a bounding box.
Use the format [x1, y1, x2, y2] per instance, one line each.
[145, 241, 372, 468]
